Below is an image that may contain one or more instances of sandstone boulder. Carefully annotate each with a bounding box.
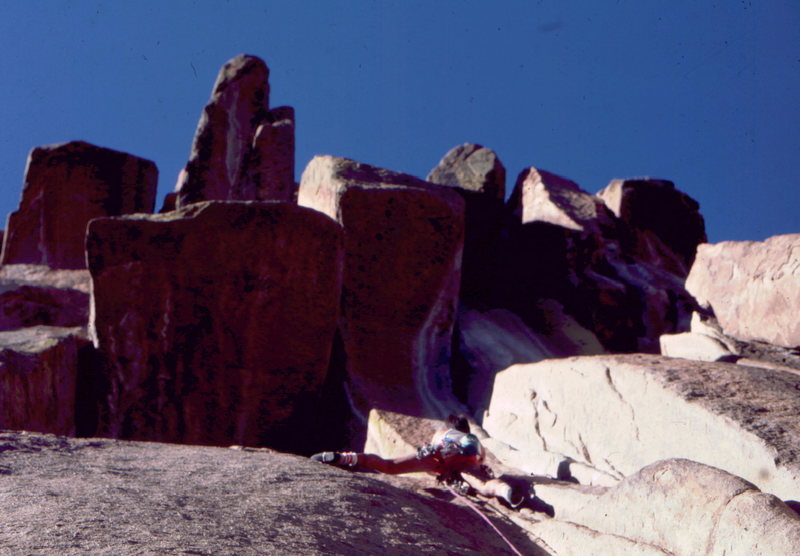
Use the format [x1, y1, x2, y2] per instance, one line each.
[87, 201, 343, 451]
[503, 168, 696, 352]
[535, 459, 800, 556]
[686, 234, 800, 347]
[0, 431, 542, 555]
[298, 155, 464, 415]
[427, 143, 508, 303]
[176, 55, 296, 207]
[427, 143, 506, 200]
[598, 178, 706, 272]
[0, 141, 157, 269]
[483, 354, 800, 502]
[0, 326, 92, 436]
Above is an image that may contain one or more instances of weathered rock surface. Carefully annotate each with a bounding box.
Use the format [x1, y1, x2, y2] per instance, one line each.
[535, 459, 800, 556]
[0, 141, 157, 269]
[686, 234, 800, 347]
[503, 168, 697, 353]
[298, 155, 464, 415]
[427, 143, 508, 303]
[243, 105, 296, 202]
[0, 431, 542, 555]
[87, 201, 343, 450]
[0, 327, 92, 436]
[176, 55, 296, 207]
[483, 354, 800, 502]
[0, 264, 91, 331]
[598, 178, 706, 272]
[453, 302, 605, 415]
[427, 143, 506, 200]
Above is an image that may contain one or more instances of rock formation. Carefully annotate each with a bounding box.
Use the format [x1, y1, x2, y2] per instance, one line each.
[1, 52, 799, 554]
[598, 178, 706, 273]
[0, 141, 157, 269]
[87, 201, 343, 451]
[298, 155, 464, 416]
[0, 327, 92, 436]
[427, 143, 507, 303]
[686, 233, 800, 348]
[502, 167, 701, 354]
[482, 354, 800, 502]
[176, 54, 296, 207]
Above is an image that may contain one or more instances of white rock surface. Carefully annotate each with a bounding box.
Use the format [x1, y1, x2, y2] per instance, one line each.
[483, 354, 800, 501]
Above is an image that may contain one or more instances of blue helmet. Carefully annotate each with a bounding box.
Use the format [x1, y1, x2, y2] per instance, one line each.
[458, 433, 480, 457]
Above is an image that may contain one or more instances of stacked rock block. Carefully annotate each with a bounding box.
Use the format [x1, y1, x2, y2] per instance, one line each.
[298, 156, 465, 415]
[175, 55, 295, 206]
[87, 202, 343, 449]
[1, 141, 157, 269]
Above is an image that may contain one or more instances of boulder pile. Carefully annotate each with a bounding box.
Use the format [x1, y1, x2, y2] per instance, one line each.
[0, 54, 798, 553]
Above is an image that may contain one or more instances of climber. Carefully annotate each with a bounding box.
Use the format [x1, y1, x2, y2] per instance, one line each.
[310, 414, 524, 508]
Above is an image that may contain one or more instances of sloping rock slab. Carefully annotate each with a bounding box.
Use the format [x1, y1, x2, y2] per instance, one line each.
[535, 459, 800, 556]
[686, 234, 800, 347]
[0, 431, 542, 555]
[298, 155, 464, 415]
[87, 201, 342, 450]
[0, 326, 91, 436]
[483, 354, 800, 502]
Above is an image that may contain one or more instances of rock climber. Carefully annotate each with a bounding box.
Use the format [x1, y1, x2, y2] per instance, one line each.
[310, 414, 524, 508]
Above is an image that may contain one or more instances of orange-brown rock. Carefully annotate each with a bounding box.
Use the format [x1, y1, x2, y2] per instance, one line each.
[176, 55, 296, 207]
[87, 201, 343, 451]
[0, 326, 92, 436]
[686, 234, 800, 347]
[298, 156, 464, 414]
[0, 141, 157, 269]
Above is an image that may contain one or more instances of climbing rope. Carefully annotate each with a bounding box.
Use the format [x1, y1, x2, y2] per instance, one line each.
[445, 483, 525, 556]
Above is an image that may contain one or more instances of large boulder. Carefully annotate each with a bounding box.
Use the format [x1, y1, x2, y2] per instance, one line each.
[87, 201, 343, 451]
[482, 354, 800, 502]
[176, 55, 296, 207]
[298, 155, 464, 415]
[0, 141, 157, 269]
[597, 178, 706, 273]
[503, 168, 696, 353]
[427, 143, 507, 303]
[686, 234, 800, 347]
[535, 459, 800, 556]
[0, 431, 542, 555]
[0, 326, 92, 436]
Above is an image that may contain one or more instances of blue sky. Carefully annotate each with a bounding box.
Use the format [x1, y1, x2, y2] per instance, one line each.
[1, 1, 797, 243]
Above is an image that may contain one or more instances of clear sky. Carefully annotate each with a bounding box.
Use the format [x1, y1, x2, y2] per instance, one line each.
[1, 1, 797, 243]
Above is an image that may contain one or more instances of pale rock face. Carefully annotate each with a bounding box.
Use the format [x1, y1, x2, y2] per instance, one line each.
[659, 311, 738, 362]
[454, 303, 605, 415]
[0, 141, 157, 270]
[686, 234, 800, 347]
[0, 326, 91, 436]
[509, 167, 616, 233]
[483, 354, 800, 502]
[87, 201, 343, 451]
[298, 155, 464, 416]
